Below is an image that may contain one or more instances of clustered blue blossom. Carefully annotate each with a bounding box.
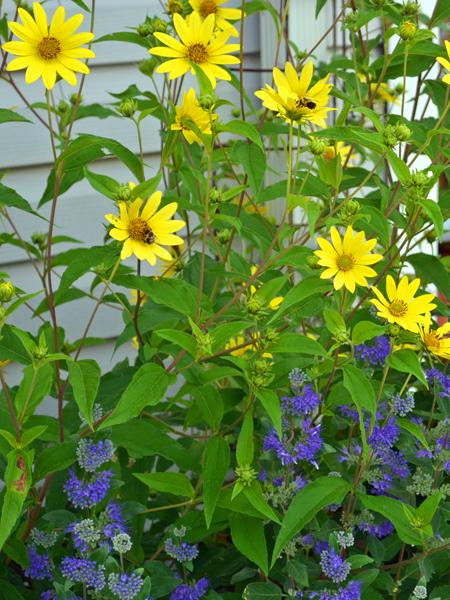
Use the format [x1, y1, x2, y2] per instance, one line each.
[108, 572, 144, 600]
[64, 468, 113, 508]
[358, 520, 394, 539]
[354, 335, 390, 367]
[24, 545, 52, 580]
[311, 580, 362, 600]
[76, 438, 115, 472]
[60, 557, 106, 591]
[426, 368, 450, 399]
[367, 415, 408, 493]
[164, 538, 199, 562]
[264, 419, 322, 466]
[282, 383, 321, 416]
[392, 392, 415, 416]
[102, 501, 127, 540]
[170, 578, 209, 600]
[320, 548, 351, 583]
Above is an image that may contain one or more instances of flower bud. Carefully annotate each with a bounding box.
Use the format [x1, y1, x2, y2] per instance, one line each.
[343, 11, 359, 32]
[246, 295, 263, 315]
[70, 93, 83, 105]
[58, 100, 69, 114]
[152, 18, 168, 33]
[166, 0, 184, 14]
[410, 171, 430, 187]
[401, 0, 420, 17]
[197, 94, 216, 111]
[31, 232, 47, 250]
[137, 22, 153, 37]
[383, 125, 398, 147]
[334, 330, 349, 344]
[32, 343, 48, 361]
[209, 187, 223, 204]
[265, 328, 279, 342]
[118, 98, 138, 118]
[235, 464, 257, 486]
[216, 229, 232, 244]
[115, 184, 133, 202]
[139, 57, 158, 77]
[425, 230, 437, 243]
[231, 108, 241, 118]
[387, 323, 401, 337]
[306, 255, 321, 269]
[398, 20, 417, 40]
[394, 123, 411, 141]
[0, 281, 15, 303]
[308, 137, 328, 156]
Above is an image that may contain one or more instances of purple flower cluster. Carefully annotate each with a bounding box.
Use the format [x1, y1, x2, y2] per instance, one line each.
[426, 368, 450, 399]
[60, 557, 105, 591]
[165, 539, 199, 562]
[24, 545, 52, 580]
[358, 520, 394, 539]
[108, 572, 144, 600]
[355, 335, 390, 367]
[102, 501, 127, 540]
[263, 420, 322, 466]
[282, 383, 321, 416]
[320, 548, 351, 583]
[170, 578, 209, 600]
[64, 468, 113, 509]
[392, 392, 415, 417]
[76, 439, 114, 472]
[311, 580, 362, 600]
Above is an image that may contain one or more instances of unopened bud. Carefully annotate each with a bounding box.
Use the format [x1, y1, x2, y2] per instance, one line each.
[137, 22, 153, 37]
[306, 255, 321, 269]
[32, 344, 48, 361]
[398, 20, 417, 40]
[343, 11, 359, 32]
[58, 100, 69, 114]
[246, 295, 263, 315]
[139, 58, 158, 77]
[235, 465, 257, 486]
[231, 108, 241, 118]
[394, 123, 411, 141]
[166, 0, 184, 14]
[118, 98, 138, 118]
[401, 0, 420, 17]
[197, 94, 215, 111]
[209, 187, 223, 204]
[217, 229, 232, 244]
[388, 323, 401, 337]
[31, 232, 47, 250]
[115, 184, 133, 202]
[410, 171, 430, 187]
[0, 281, 15, 303]
[70, 93, 83, 106]
[308, 137, 328, 156]
[383, 125, 398, 148]
[152, 18, 168, 33]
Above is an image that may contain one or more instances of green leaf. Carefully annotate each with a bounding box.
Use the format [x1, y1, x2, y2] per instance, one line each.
[267, 333, 327, 357]
[19, 425, 47, 448]
[315, 0, 327, 17]
[68, 360, 101, 429]
[358, 493, 426, 546]
[255, 389, 282, 437]
[323, 308, 346, 335]
[407, 253, 450, 298]
[203, 436, 230, 528]
[0, 325, 33, 364]
[84, 168, 119, 200]
[156, 330, 197, 357]
[99, 364, 169, 429]
[386, 150, 410, 185]
[219, 121, 264, 151]
[0, 183, 41, 217]
[229, 513, 268, 575]
[244, 481, 280, 524]
[231, 142, 266, 193]
[236, 411, 254, 466]
[387, 349, 427, 386]
[243, 582, 281, 600]
[193, 385, 223, 430]
[417, 199, 444, 240]
[342, 364, 376, 455]
[15, 364, 53, 422]
[352, 321, 387, 345]
[0, 109, 31, 124]
[130, 173, 163, 201]
[34, 442, 77, 482]
[416, 492, 442, 525]
[271, 476, 351, 566]
[0, 449, 33, 550]
[267, 277, 330, 324]
[134, 472, 194, 498]
[399, 418, 430, 451]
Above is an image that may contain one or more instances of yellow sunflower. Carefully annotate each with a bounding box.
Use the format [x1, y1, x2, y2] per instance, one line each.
[322, 142, 356, 164]
[419, 317, 450, 360]
[189, 0, 243, 36]
[437, 40, 450, 85]
[105, 184, 185, 266]
[171, 88, 216, 144]
[254, 61, 334, 127]
[2, 3, 95, 90]
[315, 226, 382, 293]
[149, 12, 240, 88]
[371, 276, 436, 333]
[225, 334, 272, 358]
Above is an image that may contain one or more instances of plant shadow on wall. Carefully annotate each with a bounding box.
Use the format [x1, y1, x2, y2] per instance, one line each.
[0, 0, 450, 599]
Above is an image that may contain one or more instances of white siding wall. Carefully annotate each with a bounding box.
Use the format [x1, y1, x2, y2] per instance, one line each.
[0, 0, 263, 383]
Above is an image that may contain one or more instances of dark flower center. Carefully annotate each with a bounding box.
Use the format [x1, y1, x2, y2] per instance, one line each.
[389, 299, 408, 317]
[38, 36, 61, 60]
[199, 0, 218, 16]
[336, 254, 355, 271]
[128, 218, 156, 244]
[296, 96, 317, 110]
[187, 43, 209, 64]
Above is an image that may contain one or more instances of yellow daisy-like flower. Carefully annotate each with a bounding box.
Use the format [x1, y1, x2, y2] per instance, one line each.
[419, 317, 450, 360]
[254, 61, 334, 127]
[437, 40, 450, 85]
[225, 335, 251, 357]
[149, 12, 240, 88]
[157, 243, 185, 277]
[189, 0, 243, 36]
[371, 276, 436, 334]
[171, 88, 217, 144]
[2, 2, 95, 90]
[105, 184, 185, 266]
[322, 142, 356, 165]
[373, 82, 399, 104]
[315, 226, 382, 293]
